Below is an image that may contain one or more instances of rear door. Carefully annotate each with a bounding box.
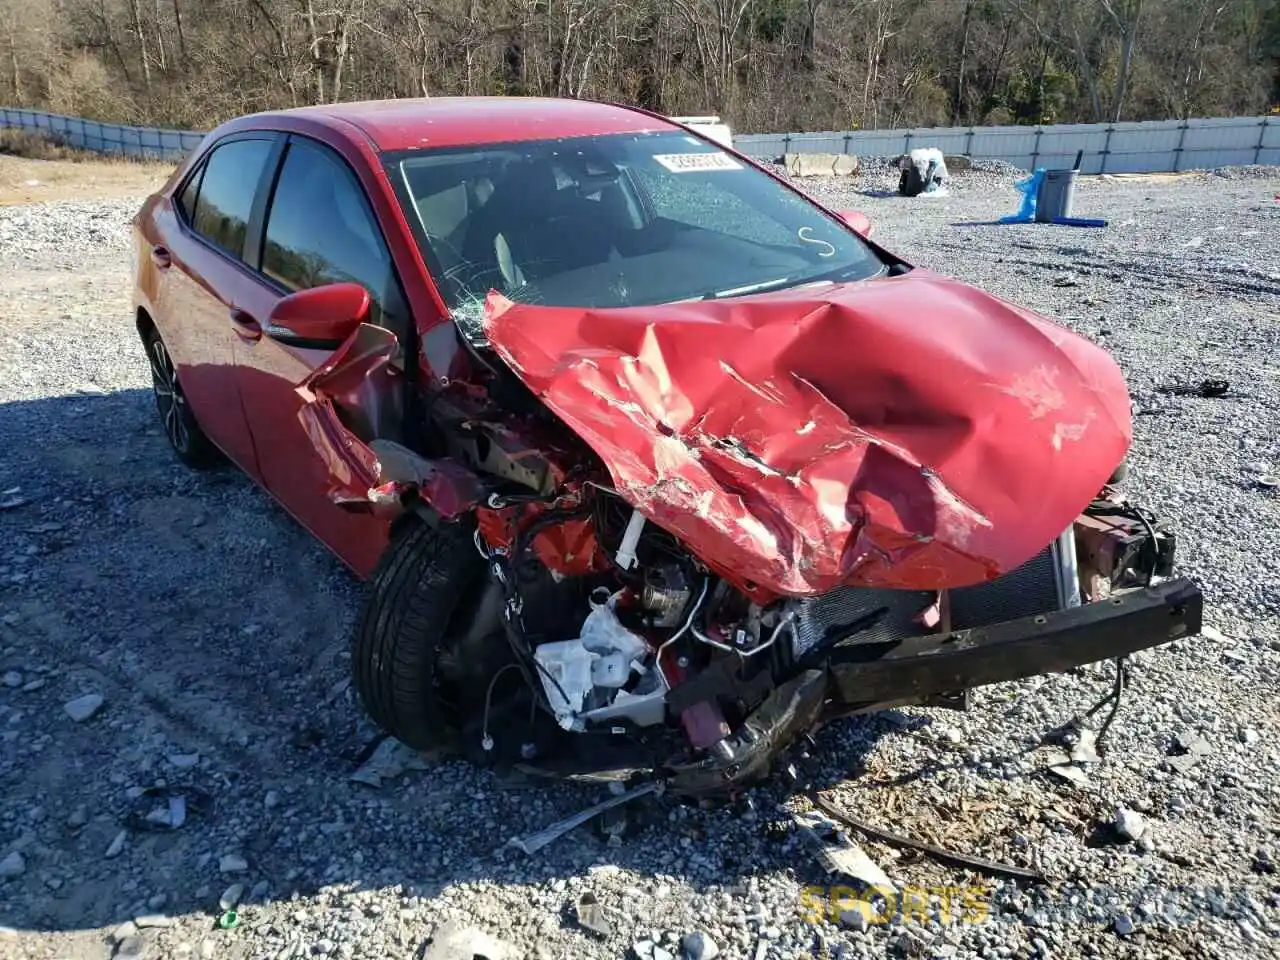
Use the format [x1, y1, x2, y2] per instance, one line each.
[229, 135, 415, 576]
[155, 133, 282, 477]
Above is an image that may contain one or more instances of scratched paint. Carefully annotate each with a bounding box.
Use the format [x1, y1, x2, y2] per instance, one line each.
[482, 269, 1132, 598]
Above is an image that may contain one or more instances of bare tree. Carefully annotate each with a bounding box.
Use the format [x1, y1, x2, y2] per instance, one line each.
[0, 0, 1272, 132]
[667, 0, 757, 112]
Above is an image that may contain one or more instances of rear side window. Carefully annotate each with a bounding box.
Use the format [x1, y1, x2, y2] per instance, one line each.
[176, 162, 204, 220]
[189, 138, 274, 259]
[261, 138, 403, 332]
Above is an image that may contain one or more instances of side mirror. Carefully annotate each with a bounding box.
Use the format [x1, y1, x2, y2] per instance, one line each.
[267, 282, 370, 344]
[836, 210, 874, 238]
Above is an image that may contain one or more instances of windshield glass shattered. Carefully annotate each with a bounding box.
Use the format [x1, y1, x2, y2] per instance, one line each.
[392, 132, 883, 324]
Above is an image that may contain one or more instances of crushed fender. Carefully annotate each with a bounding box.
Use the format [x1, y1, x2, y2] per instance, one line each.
[482, 274, 1131, 598]
[294, 323, 482, 518]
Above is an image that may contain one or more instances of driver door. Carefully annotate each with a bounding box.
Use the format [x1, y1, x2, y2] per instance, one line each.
[230, 135, 414, 577]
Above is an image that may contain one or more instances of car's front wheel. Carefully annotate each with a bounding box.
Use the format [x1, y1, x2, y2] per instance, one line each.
[352, 519, 514, 753]
[144, 327, 217, 468]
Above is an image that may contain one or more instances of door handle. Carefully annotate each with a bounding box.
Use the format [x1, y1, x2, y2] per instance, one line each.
[229, 308, 263, 342]
[150, 245, 171, 269]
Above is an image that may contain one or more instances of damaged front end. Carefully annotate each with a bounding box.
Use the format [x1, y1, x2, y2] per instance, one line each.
[466, 476, 1199, 797]
[315, 274, 1202, 799]
[453, 277, 1202, 796]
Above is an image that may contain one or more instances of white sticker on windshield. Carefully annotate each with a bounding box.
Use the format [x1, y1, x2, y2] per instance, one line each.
[653, 153, 742, 173]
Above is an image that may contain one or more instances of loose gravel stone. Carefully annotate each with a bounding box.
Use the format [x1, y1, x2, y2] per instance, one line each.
[62, 693, 104, 722]
[681, 930, 719, 959]
[0, 851, 25, 878]
[1113, 807, 1147, 841]
[115, 935, 147, 959]
[218, 854, 248, 874]
[218, 883, 244, 911]
[104, 831, 126, 859]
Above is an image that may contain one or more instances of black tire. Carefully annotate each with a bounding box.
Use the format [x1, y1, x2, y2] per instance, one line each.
[143, 327, 218, 468]
[352, 519, 500, 751]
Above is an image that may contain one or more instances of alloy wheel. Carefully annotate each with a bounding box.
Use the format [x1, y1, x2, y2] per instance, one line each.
[148, 337, 190, 454]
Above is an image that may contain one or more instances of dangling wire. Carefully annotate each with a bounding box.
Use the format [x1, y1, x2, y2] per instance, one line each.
[1088, 656, 1128, 750]
[481, 663, 526, 752]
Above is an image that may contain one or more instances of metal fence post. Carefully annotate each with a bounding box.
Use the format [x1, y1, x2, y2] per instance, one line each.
[1100, 126, 1114, 174]
[1255, 117, 1269, 165]
[964, 126, 974, 157]
[1031, 128, 1042, 169]
[1173, 121, 1188, 172]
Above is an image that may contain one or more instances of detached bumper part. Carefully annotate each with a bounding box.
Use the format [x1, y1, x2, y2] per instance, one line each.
[667, 577, 1201, 796]
[825, 576, 1201, 707]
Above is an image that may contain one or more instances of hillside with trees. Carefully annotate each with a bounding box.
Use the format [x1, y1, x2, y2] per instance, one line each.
[1, 0, 1277, 133]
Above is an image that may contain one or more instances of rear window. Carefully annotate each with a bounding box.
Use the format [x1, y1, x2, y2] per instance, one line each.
[189, 138, 274, 259]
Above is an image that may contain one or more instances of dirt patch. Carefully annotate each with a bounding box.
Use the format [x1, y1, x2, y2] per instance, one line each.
[1091, 171, 1208, 184]
[0, 155, 174, 206]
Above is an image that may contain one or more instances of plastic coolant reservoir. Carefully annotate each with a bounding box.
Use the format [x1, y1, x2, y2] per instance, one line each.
[533, 640, 594, 729]
[534, 595, 652, 729]
[590, 652, 634, 688]
[580, 602, 649, 660]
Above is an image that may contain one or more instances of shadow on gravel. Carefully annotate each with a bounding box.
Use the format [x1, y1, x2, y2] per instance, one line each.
[0, 388, 920, 942]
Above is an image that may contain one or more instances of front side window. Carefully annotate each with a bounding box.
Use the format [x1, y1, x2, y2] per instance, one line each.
[260, 138, 403, 333]
[392, 131, 883, 325]
[189, 138, 274, 259]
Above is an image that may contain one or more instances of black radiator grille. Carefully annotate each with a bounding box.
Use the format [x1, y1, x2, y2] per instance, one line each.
[949, 545, 1061, 630]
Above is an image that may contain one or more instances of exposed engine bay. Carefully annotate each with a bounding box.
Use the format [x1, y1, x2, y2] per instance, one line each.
[452, 433, 1187, 796]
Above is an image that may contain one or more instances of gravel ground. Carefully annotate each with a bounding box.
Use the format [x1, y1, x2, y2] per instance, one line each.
[0, 160, 1278, 960]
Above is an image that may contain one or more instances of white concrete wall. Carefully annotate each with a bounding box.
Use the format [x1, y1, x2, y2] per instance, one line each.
[734, 115, 1280, 174]
[3, 106, 1276, 174]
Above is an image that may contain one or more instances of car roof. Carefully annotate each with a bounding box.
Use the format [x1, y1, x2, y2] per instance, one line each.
[248, 97, 679, 152]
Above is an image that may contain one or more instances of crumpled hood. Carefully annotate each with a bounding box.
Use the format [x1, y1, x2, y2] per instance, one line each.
[481, 270, 1132, 597]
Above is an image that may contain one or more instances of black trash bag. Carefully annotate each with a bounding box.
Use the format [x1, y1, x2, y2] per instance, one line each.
[898, 159, 939, 197]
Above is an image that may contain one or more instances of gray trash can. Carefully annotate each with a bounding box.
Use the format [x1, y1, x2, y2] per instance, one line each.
[1035, 168, 1077, 222]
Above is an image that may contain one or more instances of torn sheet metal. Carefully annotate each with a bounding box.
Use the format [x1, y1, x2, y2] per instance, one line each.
[507, 781, 662, 854]
[476, 502, 610, 576]
[482, 273, 1131, 597]
[294, 324, 482, 517]
[793, 811, 894, 890]
[367, 439, 484, 517]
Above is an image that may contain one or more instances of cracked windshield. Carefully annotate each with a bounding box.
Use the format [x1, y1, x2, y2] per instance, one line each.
[394, 131, 884, 339]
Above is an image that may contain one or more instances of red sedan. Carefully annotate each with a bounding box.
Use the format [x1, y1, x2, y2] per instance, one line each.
[132, 97, 1200, 794]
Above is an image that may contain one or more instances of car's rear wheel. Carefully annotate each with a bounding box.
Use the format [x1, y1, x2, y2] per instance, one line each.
[352, 519, 512, 752]
[144, 328, 218, 468]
